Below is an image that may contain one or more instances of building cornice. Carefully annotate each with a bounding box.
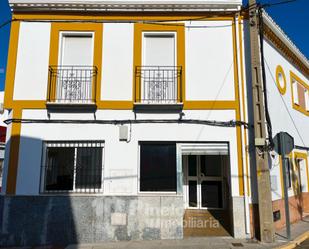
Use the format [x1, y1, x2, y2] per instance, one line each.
[262, 11, 309, 78]
[9, 0, 241, 12]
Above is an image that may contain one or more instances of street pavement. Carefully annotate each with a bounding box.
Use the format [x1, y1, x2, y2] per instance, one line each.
[296, 238, 309, 249]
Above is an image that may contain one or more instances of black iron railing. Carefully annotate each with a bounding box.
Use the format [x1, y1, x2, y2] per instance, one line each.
[48, 66, 97, 103]
[135, 66, 182, 104]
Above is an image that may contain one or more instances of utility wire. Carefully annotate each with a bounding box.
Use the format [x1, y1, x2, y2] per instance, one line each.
[0, 17, 234, 30]
[262, 0, 298, 8]
[258, 7, 274, 150]
[4, 118, 249, 128]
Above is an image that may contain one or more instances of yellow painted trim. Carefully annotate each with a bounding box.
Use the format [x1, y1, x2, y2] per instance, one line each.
[290, 70, 309, 117]
[12, 100, 47, 109]
[5, 16, 239, 111]
[294, 151, 309, 193]
[274, 231, 309, 249]
[14, 14, 235, 21]
[275, 65, 287, 95]
[4, 21, 20, 109]
[6, 108, 22, 194]
[238, 18, 250, 196]
[232, 17, 244, 196]
[183, 101, 237, 110]
[133, 23, 185, 103]
[48, 22, 103, 102]
[96, 101, 133, 109]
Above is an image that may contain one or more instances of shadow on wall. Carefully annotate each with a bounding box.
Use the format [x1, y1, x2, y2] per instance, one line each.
[0, 135, 184, 247]
[0, 135, 79, 247]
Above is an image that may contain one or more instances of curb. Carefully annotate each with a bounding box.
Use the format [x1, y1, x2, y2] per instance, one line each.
[275, 231, 309, 249]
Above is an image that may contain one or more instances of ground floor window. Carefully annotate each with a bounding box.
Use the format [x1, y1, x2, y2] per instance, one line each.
[139, 143, 176, 192]
[42, 141, 104, 193]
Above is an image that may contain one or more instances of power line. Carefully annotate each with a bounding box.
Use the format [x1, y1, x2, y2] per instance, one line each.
[0, 17, 235, 30]
[262, 0, 298, 8]
[4, 118, 249, 128]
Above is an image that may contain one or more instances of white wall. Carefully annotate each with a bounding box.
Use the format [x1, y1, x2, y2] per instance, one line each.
[15, 109, 241, 196]
[101, 23, 134, 101]
[185, 21, 235, 101]
[263, 40, 309, 147]
[13, 22, 51, 101]
[263, 39, 309, 201]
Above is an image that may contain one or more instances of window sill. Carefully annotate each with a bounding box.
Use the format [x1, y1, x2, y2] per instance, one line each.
[46, 102, 97, 112]
[133, 102, 183, 113]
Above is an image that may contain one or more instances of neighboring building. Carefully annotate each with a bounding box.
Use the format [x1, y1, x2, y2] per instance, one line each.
[0, 91, 8, 191]
[260, 12, 309, 230]
[0, 0, 308, 247]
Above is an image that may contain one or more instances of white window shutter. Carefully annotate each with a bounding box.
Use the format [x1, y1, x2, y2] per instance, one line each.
[144, 34, 175, 66]
[61, 35, 93, 66]
[181, 143, 229, 155]
[292, 82, 299, 105]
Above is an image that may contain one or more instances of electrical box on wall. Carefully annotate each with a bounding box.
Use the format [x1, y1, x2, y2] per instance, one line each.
[119, 125, 128, 141]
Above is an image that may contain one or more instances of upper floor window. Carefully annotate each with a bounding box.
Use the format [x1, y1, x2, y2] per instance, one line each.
[47, 23, 102, 106]
[49, 33, 96, 104]
[134, 24, 184, 107]
[137, 33, 181, 104]
[290, 71, 309, 116]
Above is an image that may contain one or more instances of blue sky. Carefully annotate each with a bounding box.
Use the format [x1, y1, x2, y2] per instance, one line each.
[0, 0, 308, 91]
[0, 0, 11, 91]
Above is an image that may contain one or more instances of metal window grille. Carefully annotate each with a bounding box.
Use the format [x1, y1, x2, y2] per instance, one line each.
[48, 66, 97, 103]
[135, 66, 182, 104]
[42, 141, 104, 193]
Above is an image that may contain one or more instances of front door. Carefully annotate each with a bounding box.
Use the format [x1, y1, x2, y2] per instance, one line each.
[184, 155, 225, 209]
[183, 154, 231, 236]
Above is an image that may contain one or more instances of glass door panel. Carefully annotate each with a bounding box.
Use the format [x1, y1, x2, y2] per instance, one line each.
[185, 154, 225, 209]
[188, 180, 198, 207]
[188, 155, 197, 177]
[201, 181, 223, 208]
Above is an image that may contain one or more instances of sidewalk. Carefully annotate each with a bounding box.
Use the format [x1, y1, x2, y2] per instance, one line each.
[65, 216, 309, 249]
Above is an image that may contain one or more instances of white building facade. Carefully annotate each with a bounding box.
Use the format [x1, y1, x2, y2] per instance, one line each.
[0, 0, 308, 246]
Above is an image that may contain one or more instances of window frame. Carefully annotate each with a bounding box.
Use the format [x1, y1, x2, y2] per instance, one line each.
[275, 65, 287, 95]
[138, 142, 177, 195]
[133, 23, 185, 104]
[40, 141, 105, 194]
[290, 71, 309, 116]
[48, 23, 103, 103]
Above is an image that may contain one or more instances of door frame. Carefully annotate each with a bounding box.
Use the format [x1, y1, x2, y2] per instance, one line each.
[183, 155, 225, 210]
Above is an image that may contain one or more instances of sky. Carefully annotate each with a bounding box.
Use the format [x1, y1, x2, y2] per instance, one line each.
[0, 0, 11, 91]
[0, 0, 308, 91]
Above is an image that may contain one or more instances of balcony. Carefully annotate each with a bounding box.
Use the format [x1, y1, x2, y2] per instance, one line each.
[134, 66, 183, 112]
[47, 66, 97, 111]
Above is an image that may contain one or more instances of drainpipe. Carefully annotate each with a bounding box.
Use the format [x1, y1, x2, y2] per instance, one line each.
[236, 14, 251, 236]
